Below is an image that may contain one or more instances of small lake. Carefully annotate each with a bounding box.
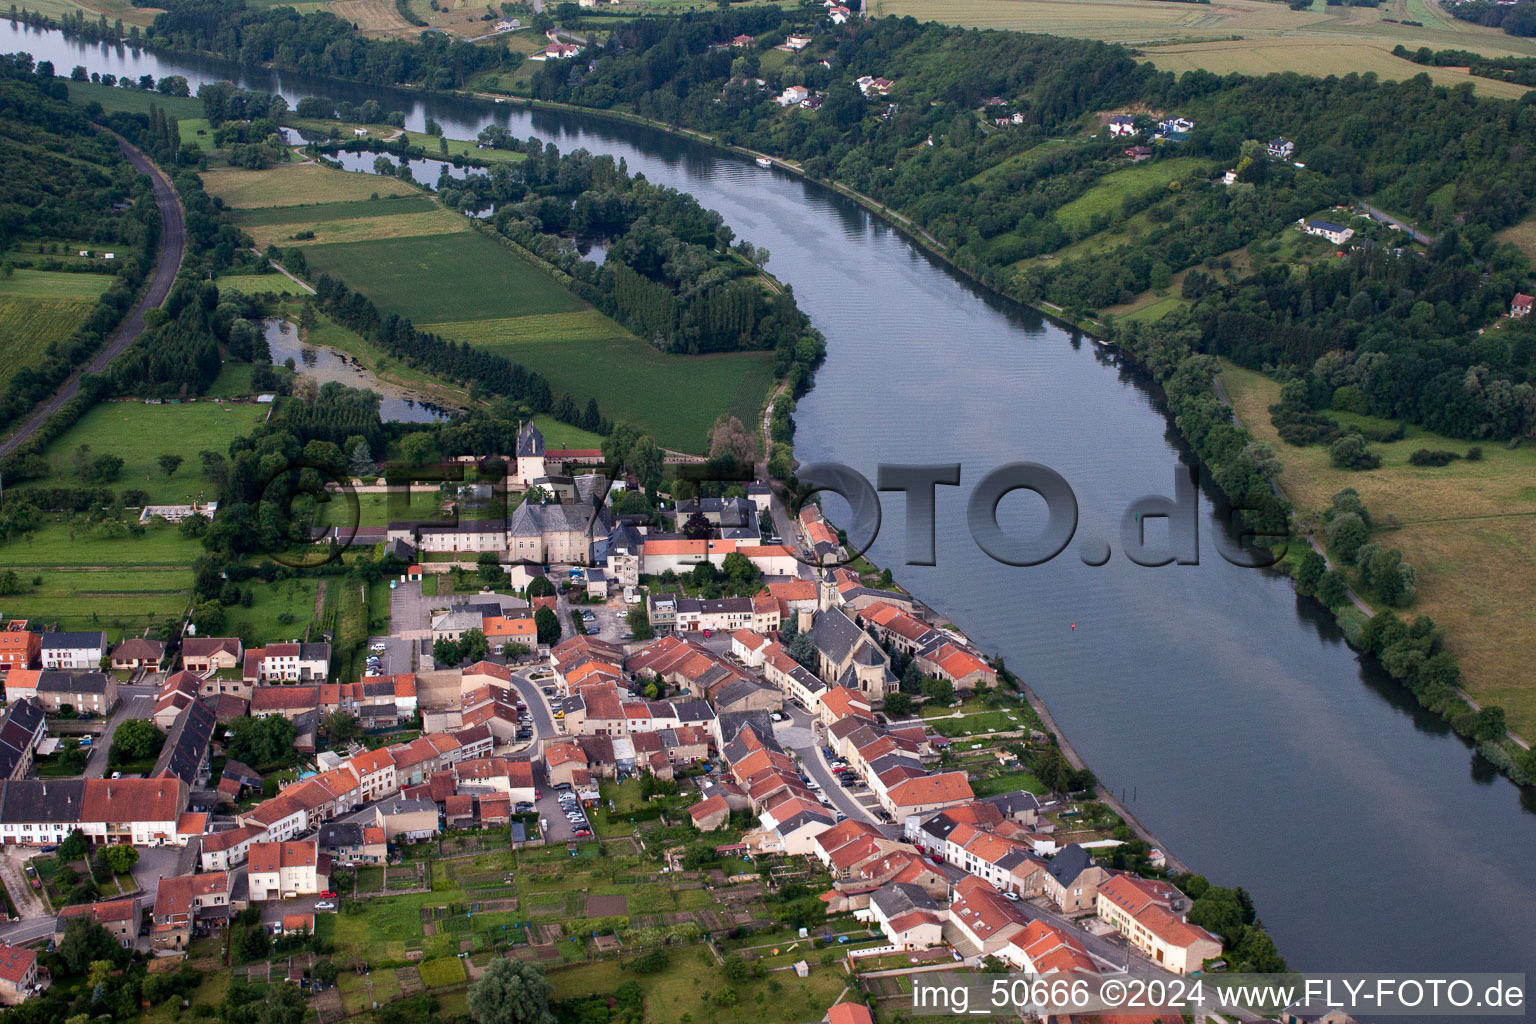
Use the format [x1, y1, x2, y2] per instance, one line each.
[262, 318, 453, 423]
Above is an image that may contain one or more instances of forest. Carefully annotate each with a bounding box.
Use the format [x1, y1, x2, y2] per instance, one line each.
[1446, 0, 1536, 36]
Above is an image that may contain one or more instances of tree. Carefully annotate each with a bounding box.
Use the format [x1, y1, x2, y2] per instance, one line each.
[882, 692, 913, 717]
[527, 576, 556, 598]
[626, 604, 654, 641]
[348, 438, 375, 477]
[460, 628, 489, 663]
[109, 718, 164, 765]
[58, 919, 126, 976]
[433, 635, 464, 666]
[720, 552, 758, 588]
[535, 606, 561, 645]
[1329, 433, 1381, 471]
[102, 844, 138, 874]
[58, 829, 88, 861]
[1316, 570, 1350, 609]
[323, 711, 362, 744]
[467, 958, 555, 1024]
[681, 510, 711, 540]
[157, 453, 184, 478]
[226, 715, 297, 767]
[192, 600, 226, 636]
[477, 551, 504, 584]
[787, 631, 816, 667]
[1294, 549, 1326, 597]
[1033, 744, 1074, 794]
[919, 675, 954, 705]
[313, 959, 339, 985]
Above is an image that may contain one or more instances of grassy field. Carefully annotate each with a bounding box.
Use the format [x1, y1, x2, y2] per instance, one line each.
[0, 566, 189, 634]
[443, 329, 775, 454]
[547, 954, 851, 1024]
[1495, 214, 1536, 264]
[212, 272, 312, 297]
[1054, 156, 1209, 234]
[423, 311, 637, 349]
[0, 294, 99, 391]
[64, 80, 204, 118]
[530, 414, 606, 450]
[243, 207, 468, 248]
[224, 576, 323, 645]
[1219, 361, 1536, 736]
[873, 0, 1536, 92]
[0, 270, 113, 301]
[34, 401, 268, 504]
[230, 195, 440, 227]
[299, 231, 589, 323]
[201, 164, 420, 208]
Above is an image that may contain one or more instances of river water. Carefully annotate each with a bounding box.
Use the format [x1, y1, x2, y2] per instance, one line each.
[10, 21, 1536, 976]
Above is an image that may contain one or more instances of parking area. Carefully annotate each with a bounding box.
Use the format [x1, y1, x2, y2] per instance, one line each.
[388, 578, 436, 635]
[532, 788, 590, 843]
[366, 636, 413, 677]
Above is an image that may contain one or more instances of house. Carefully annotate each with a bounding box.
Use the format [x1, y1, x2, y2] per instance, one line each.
[730, 33, 754, 46]
[1124, 145, 1152, 163]
[319, 822, 388, 866]
[999, 919, 1098, 977]
[1107, 115, 1136, 137]
[199, 823, 267, 871]
[110, 638, 165, 672]
[0, 625, 38, 674]
[945, 875, 1029, 954]
[1511, 293, 1533, 319]
[152, 871, 233, 949]
[1096, 873, 1221, 974]
[181, 637, 243, 675]
[542, 42, 582, 60]
[243, 643, 330, 684]
[38, 631, 106, 670]
[828, 5, 849, 22]
[248, 840, 329, 900]
[689, 793, 731, 831]
[0, 700, 46, 780]
[1268, 137, 1295, 159]
[30, 671, 117, 715]
[151, 700, 216, 788]
[1042, 843, 1109, 914]
[56, 898, 138, 948]
[154, 671, 202, 729]
[778, 85, 810, 107]
[1301, 219, 1354, 245]
[783, 35, 811, 50]
[0, 942, 39, 1004]
[865, 882, 944, 949]
[878, 771, 973, 818]
[377, 794, 439, 841]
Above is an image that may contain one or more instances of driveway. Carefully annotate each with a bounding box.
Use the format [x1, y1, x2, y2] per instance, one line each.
[131, 841, 198, 893]
[389, 579, 437, 637]
[365, 636, 413, 677]
[0, 848, 46, 920]
[85, 687, 155, 778]
[532, 786, 585, 843]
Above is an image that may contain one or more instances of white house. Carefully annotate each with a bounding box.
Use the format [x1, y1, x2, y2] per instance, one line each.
[1301, 219, 1354, 245]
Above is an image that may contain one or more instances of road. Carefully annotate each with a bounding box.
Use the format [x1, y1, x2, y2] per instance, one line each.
[0, 135, 186, 458]
[506, 668, 556, 750]
[85, 686, 155, 778]
[1358, 202, 1433, 246]
[778, 705, 883, 827]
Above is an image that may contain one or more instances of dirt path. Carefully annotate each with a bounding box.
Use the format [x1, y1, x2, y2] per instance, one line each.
[0, 850, 47, 919]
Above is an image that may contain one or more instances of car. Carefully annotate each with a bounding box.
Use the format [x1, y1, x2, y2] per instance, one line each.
[703, 629, 712, 638]
[573, 828, 592, 837]
[1002, 891, 1020, 902]
[930, 854, 943, 864]
[315, 901, 336, 911]
[806, 780, 820, 790]
[110, 771, 121, 779]
[321, 890, 337, 898]
[542, 686, 555, 695]
[770, 712, 785, 722]
[554, 710, 565, 719]
[370, 643, 386, 652]
[515, 802, 533, 813]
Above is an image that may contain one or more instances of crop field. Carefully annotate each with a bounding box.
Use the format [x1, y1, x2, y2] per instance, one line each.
[1220, 361, 1536, 737]
[33, 400, 268, 504]
[439, 328, 775, 454]
[0, 296, 96, 390]
[1054, 156, 1209, 234]
[875, 0, 1536, 85]
[201, 165, 420, 208]
[423, 311, 636, 349]
[242, 207, 469, 248]
[0, 270, 113, 301]
[231, 195, 440, 228]
[299, 231, 589, 323]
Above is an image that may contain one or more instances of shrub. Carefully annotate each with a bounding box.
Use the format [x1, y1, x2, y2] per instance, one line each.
[1329, 434, 1381, 471]
[1408, 448, 1460, 467]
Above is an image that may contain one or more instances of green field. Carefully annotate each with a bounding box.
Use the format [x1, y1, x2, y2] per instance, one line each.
[224, 576, 322, 645]
[201, 164, 420, 208]
[448, 330, 775, 454]
[546, 954, 851, 1024]
[64, 80, 204, 119]
[299, 231, 589, 323]
[0, 297, 95, 391]
[0, 269, 114, 301]
[33, 400, 268, 504]
[1054, 156, 1209, 234]
[212, 272, 312, 297]
[530, 414, 606, 449]
[230, 195, 440, 227]
[426, 311, 637, 349]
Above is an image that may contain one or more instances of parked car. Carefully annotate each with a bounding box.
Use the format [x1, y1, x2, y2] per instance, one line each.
[316, 901, 336, 911]
[1002, 891, 1020, 902]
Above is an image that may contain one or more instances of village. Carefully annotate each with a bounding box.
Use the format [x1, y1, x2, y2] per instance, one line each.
[0, 422, 1332, 1024]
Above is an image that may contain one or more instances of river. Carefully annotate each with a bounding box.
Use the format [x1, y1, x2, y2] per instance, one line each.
[9, 21, 1536, 978]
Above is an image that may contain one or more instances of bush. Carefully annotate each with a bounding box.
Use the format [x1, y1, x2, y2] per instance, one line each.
[1329, 434, 1381, 471]
[1408, 448, 1460, 467]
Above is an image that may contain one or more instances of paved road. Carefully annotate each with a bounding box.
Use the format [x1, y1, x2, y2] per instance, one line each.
[779, 705, 882, 827]
[1358, 202, 1433, 246]
[506, 669, 555, 750]
[0, 135, 186, 458]
[85, 686, 156, 778]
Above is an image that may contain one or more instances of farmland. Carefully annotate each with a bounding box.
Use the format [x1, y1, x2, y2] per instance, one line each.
[1219, 361, 1536, 736]
[63, 80, 203, 118]
[210, 272, 312, 297]
[0, 279, 106, 392]
[1053, 156, 1210, 234]
[873, 0, 1536, 92]
[31, 400, 268, 505]
[200, 165, 420, 208]
[0, 269, 113, 302]
[298, 231, 589, 323]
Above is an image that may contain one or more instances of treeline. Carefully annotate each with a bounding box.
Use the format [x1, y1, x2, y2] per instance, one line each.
[144, 0, 515, 88]
[0, 55, 160, 433]
[436, 135, 811, 355]
[1392, 43, 1536, 87]
[1445, 0, 1536, 36]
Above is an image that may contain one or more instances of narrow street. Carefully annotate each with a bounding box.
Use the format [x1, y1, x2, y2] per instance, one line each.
[84, 687, 155, 778]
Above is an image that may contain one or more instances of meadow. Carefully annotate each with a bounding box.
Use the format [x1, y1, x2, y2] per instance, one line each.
[1219, 360, 1536, 736]
[201, 165, 419, 208]
[0, 298, 96, 391]
[63, 80, 203, 118]
[1053, 155, 1209, 234]
[33, 400, 268, 504]
[243, 207, 468, 248]
[298, 231, 589, 323]
[1494, 214, 1536, 264]
[0, 269, 113, 301]
[212, 272, 312, 297]
[0, 522, 192, 634]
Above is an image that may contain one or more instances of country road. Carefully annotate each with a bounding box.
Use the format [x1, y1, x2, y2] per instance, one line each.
[0, 134, 186, 458]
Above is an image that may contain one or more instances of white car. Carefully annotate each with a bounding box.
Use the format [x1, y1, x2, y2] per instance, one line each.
[315, 901, 336, 911]
[370, 643, 386, 652]
[1002, 891, 1021, 902]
